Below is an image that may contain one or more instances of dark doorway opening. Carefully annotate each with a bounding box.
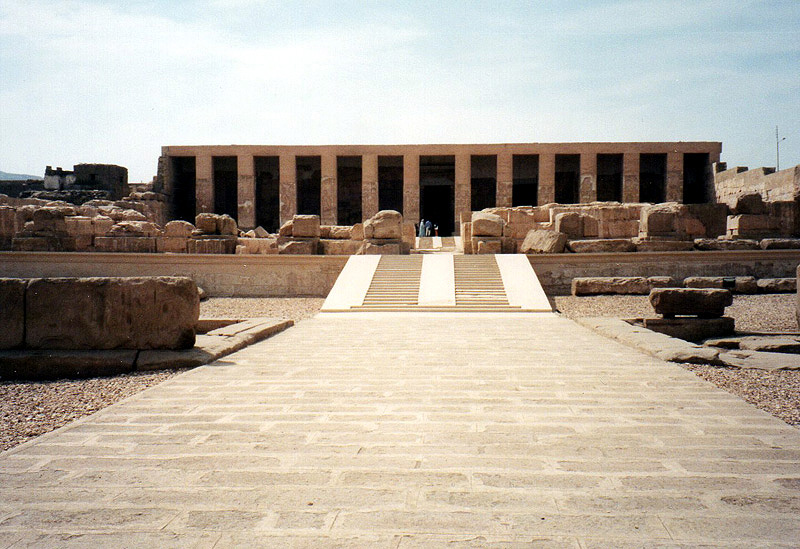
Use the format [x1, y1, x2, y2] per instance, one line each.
[337, 156, 362, 226]
[420, 155, 455, 236]
[470, 155, 496, 212]
[213, 156, 238, 221]
[683, 153, 710, 204]
[296, 156, 321, 216]
[171, 156, 196, 222]
[597, 154, 623, 202]
[640, 153, 667, 203]
[512, 154, 538, 206]
[555, 154, 580, 204]
[378, 156, 404, 214]
[254, 156, 279, 232]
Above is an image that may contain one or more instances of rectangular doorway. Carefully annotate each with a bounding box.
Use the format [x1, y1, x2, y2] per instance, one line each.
[470, 155, 497, 212]
[597, 154, 623, 202]
[170, 156, 196, 222]
[419, 155, 455, 236]
[296, 156, 321, 216]
[254, 156, 280, 232]
[512, 154, 538, 206]
[555, 154, 580, 204]
[640, 153, 667, 203]
[378, 156, 404, 214]
[683, 153, 710, 203]
[213, 156, 238, 221]
[337, 156, 362, 226]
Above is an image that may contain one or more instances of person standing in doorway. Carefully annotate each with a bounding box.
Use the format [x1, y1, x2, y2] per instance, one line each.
[418, 219, 426, 238]
[425, 219, 433, 237]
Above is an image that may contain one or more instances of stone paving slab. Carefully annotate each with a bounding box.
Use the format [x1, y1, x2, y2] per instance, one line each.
[1, 313, 799, 546]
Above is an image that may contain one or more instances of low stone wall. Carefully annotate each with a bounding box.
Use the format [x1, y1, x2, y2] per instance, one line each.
[529, 250, 800, 295]
[0, 277, 198, 350]
[714, 163, 800, 207]
[0, 252, 348, 297]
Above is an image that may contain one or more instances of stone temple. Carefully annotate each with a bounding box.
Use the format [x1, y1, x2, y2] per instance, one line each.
[156, 142, 722, 235]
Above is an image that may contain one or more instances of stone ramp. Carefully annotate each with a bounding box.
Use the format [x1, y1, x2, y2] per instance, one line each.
[1, 313, 799, 546]
[322, 254, 551, 312]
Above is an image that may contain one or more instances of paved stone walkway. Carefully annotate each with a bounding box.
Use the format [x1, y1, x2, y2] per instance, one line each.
[2, 313, 800, 547]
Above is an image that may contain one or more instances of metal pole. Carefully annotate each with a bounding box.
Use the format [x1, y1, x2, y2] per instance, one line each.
[777, 126, 780, 171]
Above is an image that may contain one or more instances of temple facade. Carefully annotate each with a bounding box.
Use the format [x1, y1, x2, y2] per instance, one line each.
[156, 142, 722, 235]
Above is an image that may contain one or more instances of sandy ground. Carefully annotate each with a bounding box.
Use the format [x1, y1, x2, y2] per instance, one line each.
[555, 293, 800, 426]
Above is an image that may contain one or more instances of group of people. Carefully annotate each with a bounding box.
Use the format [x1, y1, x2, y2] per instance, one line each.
[417, 219, 438, 237]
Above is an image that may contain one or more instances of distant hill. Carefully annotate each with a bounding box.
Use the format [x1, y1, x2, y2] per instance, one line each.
[0, 170, 42, 181]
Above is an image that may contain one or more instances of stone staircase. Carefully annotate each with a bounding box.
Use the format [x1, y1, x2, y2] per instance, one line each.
[349, 255, 525, 312]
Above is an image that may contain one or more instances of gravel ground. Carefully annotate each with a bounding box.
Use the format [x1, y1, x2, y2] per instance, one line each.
[555, 293, 800, 426]
[1, 298, 324, 452]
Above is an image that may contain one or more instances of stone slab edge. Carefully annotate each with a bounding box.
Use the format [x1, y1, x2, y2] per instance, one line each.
[0, 318, 293, 380]
[418, 254, 455, 306]
[572, 316, 800, 370]
[495, 254, 552, 312]
[321, 255, 380, 311]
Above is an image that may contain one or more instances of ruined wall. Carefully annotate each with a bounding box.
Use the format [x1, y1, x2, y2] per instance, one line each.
[714, 162, 800, 207]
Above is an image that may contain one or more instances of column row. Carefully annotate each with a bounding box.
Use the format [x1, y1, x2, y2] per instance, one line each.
[191, 152, 694, 232]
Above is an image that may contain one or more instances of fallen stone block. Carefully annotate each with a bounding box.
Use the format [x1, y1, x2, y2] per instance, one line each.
[0, 279, 25, 349]
[760, 238, 800, 250]
[278, 219, 293, 236]
[351, 222, 364, 240]
[164, 220, 195, 238]
[684, 276, 758, 294]
[647, 276, 681, 289]
[216, 214, 238, 236]
[359, 240, 401, 255]
[195, 213, 218, 234]
[471, 212, 504, 237]
[633, 238, 695, 252]
[734, 193, 767, 215]
[364, 210, 402, 239]
[642, 317, 735, 343]
[25, 277, 199, 350]
[253, 225, 270, 238]
[693, 238, 760, 251]
[719, 350, 800, 371]
[292, 215, 321, 238]
[554, 212, 583, 239]
[520, 229, 567, 254]
[757, 278, 796, 293]
[320, 225, 352, 239]
[737, 336, 800, 354]
[567, 239, 636, 253]
[649, 288, 733, 318]
[572, 277, 650, 296]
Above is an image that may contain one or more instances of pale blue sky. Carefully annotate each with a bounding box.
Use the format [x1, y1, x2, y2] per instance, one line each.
[1, 0, 798, 182]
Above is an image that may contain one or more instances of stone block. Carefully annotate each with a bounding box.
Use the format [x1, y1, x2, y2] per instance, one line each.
[292, 215, 321, 237]
[320, 239, 363, 255]
[735, 193, 767, 215]
[554, 212, 584, 239]
[64, 215, 94, 236]
[685, 203, 728, 237]
[108, 221, 162, 237]
[632, 238, 695, 252]
[359, 240, 401, 255]
[768, 201, 800, 236]
[648, 276, 680, 289]
[727, 214, 777, 237]
[567, 239, 636, 253]
[684, 276, 758, 294]
[30, 207, 67, 232]
[94, 237, 157, 253]
[236, 237, 277, 254]
[506, 209, 540, 239]
[760, 238, 800, 250]
[253, 225, 270, 238]
[757, 278, 796, 293]
[351, 223, 364, 240]
[402, 221, 416, 247]
[12, 236, 72, 252]
[572, 277, 650, 296]
[164, 220, 195, 237]
[642, 317, 735, 343]
[216, 214, 238, 236]
[649, 288, 733, 318]
[279, 238, 318, 255]
[600, 219, 640, 238]
[188, 236, 237, 254]
[0, 279, 25, 349]
[473, 237, 501, 254]
[471, 212, 504, 237]
[73, 234, 93, 251]
[25, 277, 199, 350]
[0, 205, 17, 236]
[195, 213, 218, 234]
[520, 229, 567, 254]
[363, 210, 402, 240]
[278, 219, 293, 236]
[582, 215, 599, 237]
[640, 205, 677, 236]
[321, 225, 351, 239]
[157, 236, 189, 253]
[92, 215, 114, 236]
[693, 238, 760, 251]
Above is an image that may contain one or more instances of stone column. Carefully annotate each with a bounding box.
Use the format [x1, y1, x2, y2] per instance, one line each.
[237, 155, 255, 230]
[496, 153, 512, 207]
[454, 154, 470, 235]
[579, 153, 597, 203]
[403, 154, 420, 223]
[362, 154, 379, 220]
[279, 155, 296, 225]
[321, 154, 337, 225]
[538, 153, 555, 205]
[195, 154, 213, 214]
[622, 153, 640, 203]
[666, 152, 683, 202]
